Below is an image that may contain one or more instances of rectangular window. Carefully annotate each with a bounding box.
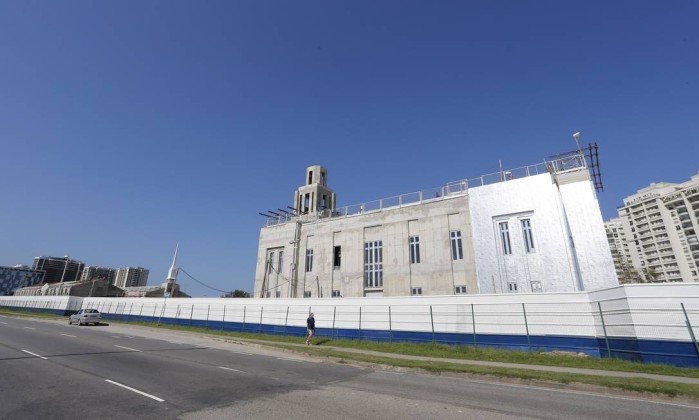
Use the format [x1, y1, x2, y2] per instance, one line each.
[305, 249, 313, 272]
[508, 282, 518, 292]
[455, 285, 467, 294]
[333, 246, 341, 269]
[304, 291, 311, 298]
[364, 241, 383, 288]
[332, 290, 341, 297]
[450, 230, 463, 260]
[409, 236, 420, 264]
[277, 250, 284, 273]
[521, 219, 535, 253]
[499, 222, 512, 255]
[411, 287, 422, 296]
[530, 281, 542, 293]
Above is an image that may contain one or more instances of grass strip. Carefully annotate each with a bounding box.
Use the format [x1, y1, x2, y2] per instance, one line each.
[3, 307, 698, 380]
[264, 343, 699, 398]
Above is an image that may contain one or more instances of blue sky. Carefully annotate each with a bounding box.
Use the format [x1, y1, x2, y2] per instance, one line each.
[1, 1, 697, 296]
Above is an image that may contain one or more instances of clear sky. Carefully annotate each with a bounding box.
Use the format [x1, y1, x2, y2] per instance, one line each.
[1, 1, 697, 296]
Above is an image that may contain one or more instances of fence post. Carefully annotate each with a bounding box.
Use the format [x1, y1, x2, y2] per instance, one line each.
[152, 304, 157, 324]
[206, 304, 210, 329]
[429, 305, 435, 344]
[128, 302, 134, 321]
[242, 306, 246, 333]
[598, 301, 612, 358]
[259, 306, 264, 333]
[221, 305, 227, 331]
[388, 306, 393, 343]
[189, 305, 194, 326]
[138, 303, 144, 317]
[681, 303, 699, 360]
[332, 306, 337, 340]
[522, 303, 531, 352]
[471, 304, 477, 349]
[284, 306, 290, 335]
[358, 307, 362, 341]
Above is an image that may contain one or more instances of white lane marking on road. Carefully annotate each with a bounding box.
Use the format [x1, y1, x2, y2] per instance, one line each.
[111, 335, 121, 338]
[23, 327, 36, 330]
[21, 350, 48, 360]
[378, 371, 404, 375]
[104, 380, 165, 402]
[218, 366, 246, 373]
[276, 357, 302, 362]
[0, 321, 7, 325]
[60, 333, 77, 338]
[114, 345, 141, 352]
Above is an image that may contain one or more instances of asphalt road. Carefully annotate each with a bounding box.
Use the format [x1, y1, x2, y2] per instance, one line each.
[0, 314, 696, 419]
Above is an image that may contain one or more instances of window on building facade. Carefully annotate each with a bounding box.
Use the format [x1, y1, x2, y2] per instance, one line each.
[333, 246, 341, 269]
[455, 285, 467, 294]
[409, 236, 420, 264]
[521, 219, 535, 253]
[277, 251, 284, 273]
[499, 222, 512, 255]
[305, 249, 313, 272]
[364, 241, 383, 288]
[530, 281, 542, 293]
[304, 291, 311, 298]
[411, 287, 422, 295]
[450, 230, 463, 260]
[508, 282, 518, 292]
[332, 289, 341, 297]
[275, 290, 281, 298]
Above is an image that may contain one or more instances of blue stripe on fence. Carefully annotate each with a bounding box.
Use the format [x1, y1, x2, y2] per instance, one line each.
[3, 305, 698, 367]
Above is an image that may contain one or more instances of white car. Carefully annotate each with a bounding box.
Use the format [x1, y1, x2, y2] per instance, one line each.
[69, 309, 101, 326]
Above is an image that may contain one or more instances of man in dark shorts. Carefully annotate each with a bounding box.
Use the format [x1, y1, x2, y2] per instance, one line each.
[306, 312, 315, 346]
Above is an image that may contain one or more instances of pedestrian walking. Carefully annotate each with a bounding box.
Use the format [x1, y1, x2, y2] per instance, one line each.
[306, 312, 315, 345]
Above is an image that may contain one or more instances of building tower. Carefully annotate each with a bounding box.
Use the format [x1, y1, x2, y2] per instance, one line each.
[163, 244, 179, 294]
[293, 165, 336, 215]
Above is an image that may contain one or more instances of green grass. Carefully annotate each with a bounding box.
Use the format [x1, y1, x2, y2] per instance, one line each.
[266, 344, 699, 398]
[3, 307, 699, 381]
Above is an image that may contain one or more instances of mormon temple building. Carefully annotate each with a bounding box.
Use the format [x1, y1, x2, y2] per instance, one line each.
[254, 150, 618, 298]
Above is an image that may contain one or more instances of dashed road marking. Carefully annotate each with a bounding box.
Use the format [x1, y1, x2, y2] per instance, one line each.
[21, 350, 48, 360]
[114, 345, 141, 352]
[23, 327, 36, 330]
[218, 366, 246, 373]
[276, 357, 302, 362]
[60, 333, 77, 338]
[105, 380, 164, 402]
[0, 321, 8, 325]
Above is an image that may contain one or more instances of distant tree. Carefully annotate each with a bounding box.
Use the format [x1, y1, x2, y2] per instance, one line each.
[643, 267, 660, 283]
[223, 289, 250, 298]
[619, 267, 643, 284]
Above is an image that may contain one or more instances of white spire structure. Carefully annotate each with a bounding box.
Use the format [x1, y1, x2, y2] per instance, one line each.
[163, 244, 179, 295]
[166, 243, 179, 282]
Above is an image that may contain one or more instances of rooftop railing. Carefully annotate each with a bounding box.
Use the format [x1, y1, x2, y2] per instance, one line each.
[264, 153, 587, 227]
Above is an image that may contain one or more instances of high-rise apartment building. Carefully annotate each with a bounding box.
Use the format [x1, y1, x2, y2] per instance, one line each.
[612, 173, 699, 283]
[80, 266, 117, 284]
[114, 267, 149, 288]
[32, 256, 85, 283]
[604, 218, 642, 283]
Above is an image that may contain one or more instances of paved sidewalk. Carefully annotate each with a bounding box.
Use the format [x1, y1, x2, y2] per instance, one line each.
[222, 336, 699, 385]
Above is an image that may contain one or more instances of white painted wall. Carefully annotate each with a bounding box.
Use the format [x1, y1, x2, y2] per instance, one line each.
[2, 284, 696, 342]
[468, 171, 618, 294]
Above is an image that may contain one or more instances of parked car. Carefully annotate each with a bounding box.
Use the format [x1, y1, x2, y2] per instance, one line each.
[69, 309, 101, 326]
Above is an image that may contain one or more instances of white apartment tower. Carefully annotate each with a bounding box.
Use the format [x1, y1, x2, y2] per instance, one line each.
[254, 151, 618, 298]
[613, 173, 699, 283]
[604, 218, 641, 283]
[114, 267, 150, 289]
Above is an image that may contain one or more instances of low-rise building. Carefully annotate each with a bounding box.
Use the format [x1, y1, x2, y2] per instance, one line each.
[13, 278, 124, 297]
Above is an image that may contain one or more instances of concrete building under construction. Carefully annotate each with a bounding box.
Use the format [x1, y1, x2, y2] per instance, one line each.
[254, 149, 617, 298]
